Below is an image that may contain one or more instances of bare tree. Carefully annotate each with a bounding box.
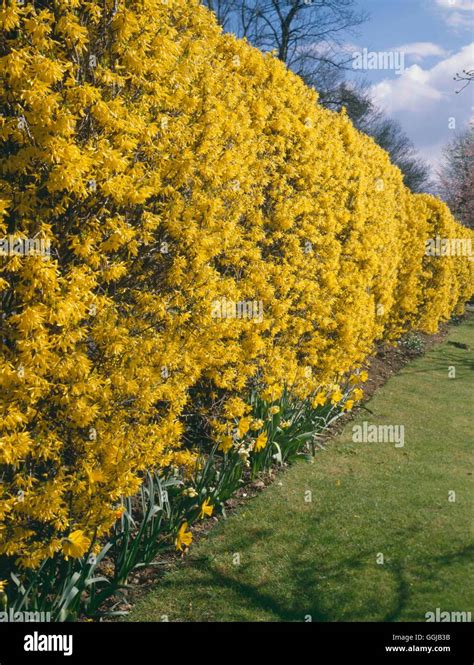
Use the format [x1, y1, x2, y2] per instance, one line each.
[454, 68, 474, 94]
[320, 81, 432, 192]
[204, 0, 367, 85]
[202, 0, 236, 29]
[203, 0, 431, 192]
[437, 129, 474, 228]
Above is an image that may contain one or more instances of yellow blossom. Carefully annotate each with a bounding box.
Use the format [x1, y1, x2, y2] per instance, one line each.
[312, 392, 327, 408]
[261, 385, 283, 402]
[61, 530, 90, 560]
[254, 432, 268, 452]
[0, 0, 471, 576]
[175, 522, 193, 552]
[182, 487, 198, 498]
[352, 388, 364, 401]
[218, 435, 234, 453]
[199, 499, 213, 519]
[237, 417, 251, 439]
[223, 397, 247, 419]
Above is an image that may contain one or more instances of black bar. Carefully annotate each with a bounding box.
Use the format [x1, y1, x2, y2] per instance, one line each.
[0, 621, 471, 665]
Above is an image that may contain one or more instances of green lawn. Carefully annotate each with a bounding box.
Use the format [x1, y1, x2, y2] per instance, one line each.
[128, 317, 474, 622]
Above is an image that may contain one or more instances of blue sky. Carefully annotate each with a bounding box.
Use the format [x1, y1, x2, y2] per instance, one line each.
[348, 0, 473, 174]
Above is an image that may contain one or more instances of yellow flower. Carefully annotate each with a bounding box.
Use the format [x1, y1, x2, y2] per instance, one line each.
[250, 418, 264, 430]
[182, 487, 198, 498]
[61, 530, 91, 560]
[223, 397, 247, 419]
[0, 580, 6, 593]
[261, 384, 283, 402]
[236, 416, 251, 439]
[1, 0, 470, 576]
[349, 374, 359, 385]
[331, 388, 343, 404]
[175, 522, 193, 551]
[218, 435, 233, 453]
[254, 432, 268, 452]
[344, 400, 354, 411]
[280, 419, 291, 428]
[199, 498, 213, 519]
[268, 406, 280, 416]
[352, 387, 364, 401]
[114, 505, 125, 520]
[312, 392, 326, 408]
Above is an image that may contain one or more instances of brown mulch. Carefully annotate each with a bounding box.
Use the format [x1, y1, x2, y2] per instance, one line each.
[362, 325, 448, 397]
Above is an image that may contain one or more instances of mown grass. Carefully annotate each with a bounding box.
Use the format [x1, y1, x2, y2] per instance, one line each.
[127, 316, 474, 622]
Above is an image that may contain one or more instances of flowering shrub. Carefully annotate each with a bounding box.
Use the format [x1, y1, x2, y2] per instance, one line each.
[1, 384, 356, 620]
[0, 0, 472, 582]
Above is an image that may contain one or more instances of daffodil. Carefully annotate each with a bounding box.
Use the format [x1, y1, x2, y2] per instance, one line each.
[312, 392, 326, 408]
[218, 435, 233, 453]
[175, 522, 193, 552]
[261, 385, 283, 402]
[199, 498, 213, 519]
[254, 432, 268, 452]
[236, 417, 251, 439]
[61, 530, 91, 560]
[352, 388, 364, 401]
[182, 487, 198, 498]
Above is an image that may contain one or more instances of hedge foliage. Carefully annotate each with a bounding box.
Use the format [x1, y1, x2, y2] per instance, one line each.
[0, 0, 472, 570]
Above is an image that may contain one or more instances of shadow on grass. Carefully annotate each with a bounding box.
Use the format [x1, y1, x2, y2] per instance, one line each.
[159, 536, 474, 622]
[398, 349, 474, 375]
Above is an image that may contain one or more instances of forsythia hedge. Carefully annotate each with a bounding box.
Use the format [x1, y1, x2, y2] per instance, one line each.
[0, 0, 472, 571]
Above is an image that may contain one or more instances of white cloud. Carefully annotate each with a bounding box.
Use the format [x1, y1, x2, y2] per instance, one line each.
[390, 42, 448, 62]
[434, 0, 473, 30]
[369, 43, 473, 177]
[445, 10, 474, 28]
[435, 0, 473, 10]
[418, 140, 446, 174]
[370, 43, 473, 113]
